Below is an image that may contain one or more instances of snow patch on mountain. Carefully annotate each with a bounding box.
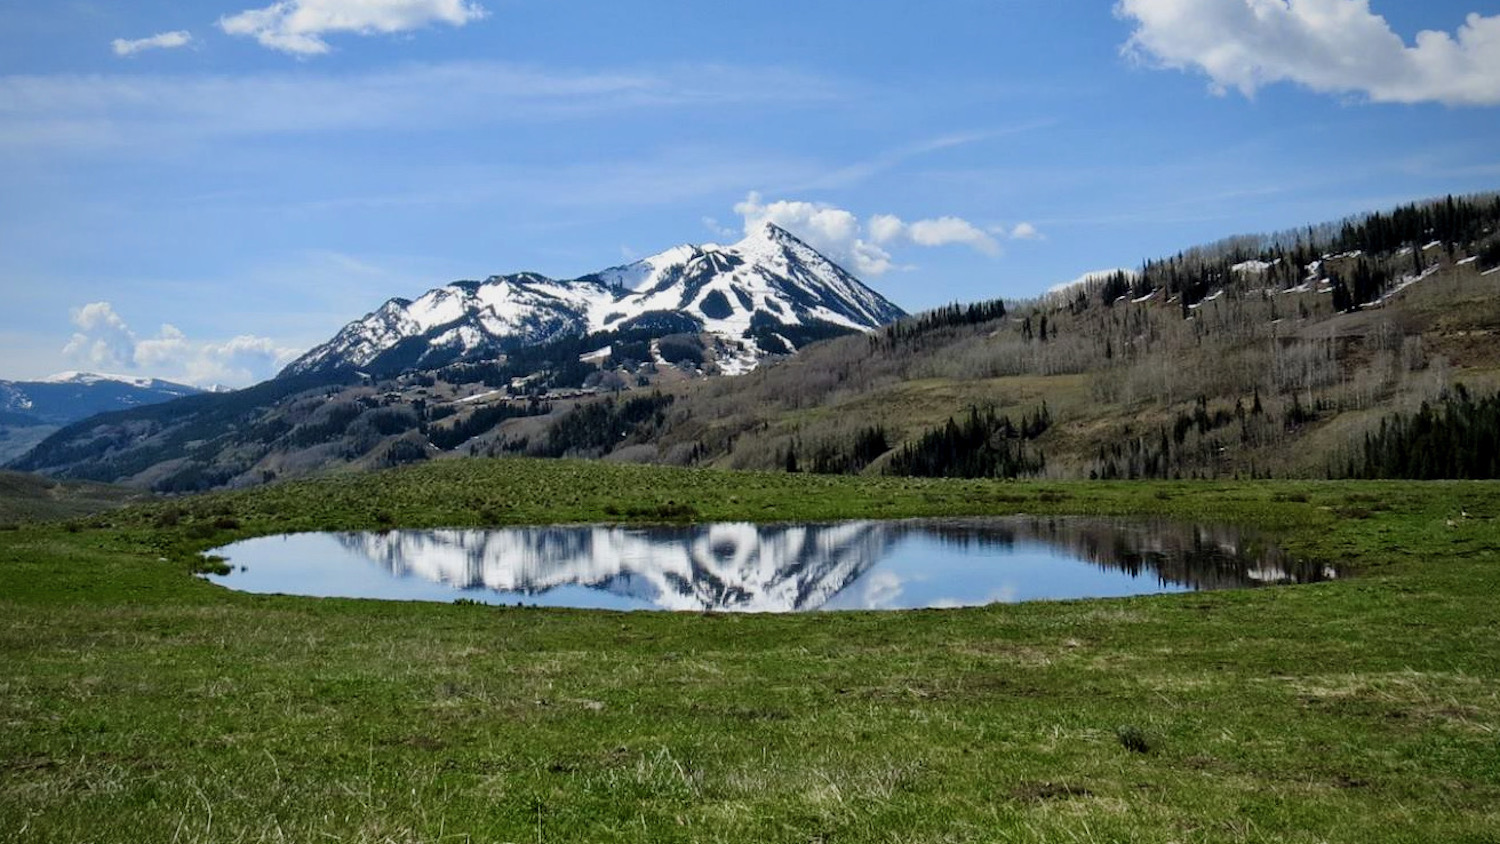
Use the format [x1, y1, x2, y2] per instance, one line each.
[41, 371, 198, 392]
[283, 224, 906, 378]
[0, 371, 203, 430]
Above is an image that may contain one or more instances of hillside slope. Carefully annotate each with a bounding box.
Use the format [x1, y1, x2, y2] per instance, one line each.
[523, 195, 1500, 479]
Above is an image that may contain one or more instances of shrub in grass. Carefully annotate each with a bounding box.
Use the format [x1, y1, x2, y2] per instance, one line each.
[1116, 725, 1153, 754]
[192, 555, 231, 576]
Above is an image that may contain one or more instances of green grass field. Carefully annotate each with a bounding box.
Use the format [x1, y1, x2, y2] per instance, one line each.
[0, 470, 143, 525]
[3, 459, 1499, 842]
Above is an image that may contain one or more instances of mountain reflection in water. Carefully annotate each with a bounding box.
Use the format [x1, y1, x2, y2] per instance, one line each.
[346, 521, 889, 612]
[207, 517, 1334, 612]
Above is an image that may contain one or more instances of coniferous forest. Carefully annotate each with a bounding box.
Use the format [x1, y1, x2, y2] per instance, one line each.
[1348, 385, 1500, 479]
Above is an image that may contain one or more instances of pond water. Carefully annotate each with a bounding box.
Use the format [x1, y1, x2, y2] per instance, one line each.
[202, 517, 1335, 612]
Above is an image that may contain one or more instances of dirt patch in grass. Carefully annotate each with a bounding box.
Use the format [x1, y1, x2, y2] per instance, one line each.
[1010, 781, 1094, 801]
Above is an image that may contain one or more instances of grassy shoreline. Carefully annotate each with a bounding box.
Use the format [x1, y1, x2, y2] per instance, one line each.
[4, 459, 1499, 842]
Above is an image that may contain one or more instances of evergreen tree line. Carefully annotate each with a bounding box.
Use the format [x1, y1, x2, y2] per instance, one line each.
[1334, 194, 1500, 256]
[1092, 393, 1273, 480]
[781, 425, 891, 475]
[1122, 194, 1500, 312]
[885, 404, 1050, 479]
[428, 400, 552, 451]
[539, 393, 675, 458]
[1328, 260, 1394, 312]
[876, 299, 1008, 349]
[1095, 271, 1138, 306]
[1345, 385, 1500, 479]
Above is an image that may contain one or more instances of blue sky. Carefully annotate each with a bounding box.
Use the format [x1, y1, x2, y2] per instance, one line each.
[2, 0, 1498, 386]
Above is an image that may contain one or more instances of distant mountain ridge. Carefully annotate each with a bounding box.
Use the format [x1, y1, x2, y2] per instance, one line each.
[0, 372, 202, 426]
[283, 222, 907, 378]
[0, 372, 205, 465]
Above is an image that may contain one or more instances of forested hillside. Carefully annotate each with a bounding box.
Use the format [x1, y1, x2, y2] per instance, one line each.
[519, 194, 1500, 480]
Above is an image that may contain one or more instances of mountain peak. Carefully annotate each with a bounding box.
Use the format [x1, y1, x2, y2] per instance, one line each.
[757, 220, 796, 240]
[730, 221, 800, 251]
[282, 227, 908, 378]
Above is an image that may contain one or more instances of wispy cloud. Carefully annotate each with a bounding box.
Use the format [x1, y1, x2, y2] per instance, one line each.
[220, 0, 487, 55]
[276, 146, 815, 218]
[795, 122, 1055, 191]
[0, 62, 842, 153]
[1118, 0, 1500, 106]
[111, 31, 193, 57]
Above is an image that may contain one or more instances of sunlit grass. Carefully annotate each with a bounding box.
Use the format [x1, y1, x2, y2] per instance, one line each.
[3, 459, 1498, 841]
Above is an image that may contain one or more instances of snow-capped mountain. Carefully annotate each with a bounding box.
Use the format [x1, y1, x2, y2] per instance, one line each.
[282, 223, 907, 377]
[0, 372, 202, 425]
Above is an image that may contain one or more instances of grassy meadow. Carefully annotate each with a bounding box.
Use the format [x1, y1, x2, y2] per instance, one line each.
[2, 459, 1499, 842]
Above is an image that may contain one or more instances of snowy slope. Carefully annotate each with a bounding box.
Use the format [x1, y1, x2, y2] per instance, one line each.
[40, 371, 196, 390]
[283, 223, 907, 377]
[0, 372, 201, 425]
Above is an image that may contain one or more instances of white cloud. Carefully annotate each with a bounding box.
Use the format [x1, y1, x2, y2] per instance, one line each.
[190, 335, 301, 386]
[134, 324, 189, 369]
[61, 301, 297, 387]
[63, 302, 136, 368]
[702, 216, 737, 239]
[908, 217, 1001, 255]
[1117, 0, 1500, 106]
[868, 212, 1003, 254]
[732, 193, 1009, 276]
[867, 214, 906, 245]
[220, 0, 487, 55]
[735, 193, 895, 276]
[1009, 221, 1042, 241]
[112, 31, 193, 57]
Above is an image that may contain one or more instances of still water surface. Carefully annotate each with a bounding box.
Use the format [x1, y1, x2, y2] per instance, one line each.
[204, 517, 1334, 612]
